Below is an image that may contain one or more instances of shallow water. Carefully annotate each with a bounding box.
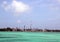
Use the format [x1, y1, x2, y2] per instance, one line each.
[0, 32, 60, 42]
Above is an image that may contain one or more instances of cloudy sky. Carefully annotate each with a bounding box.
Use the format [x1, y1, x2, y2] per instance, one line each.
[0, 0, 60, 29]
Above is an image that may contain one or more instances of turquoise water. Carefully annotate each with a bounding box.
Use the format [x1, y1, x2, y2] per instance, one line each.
[0, 32, 60, 42]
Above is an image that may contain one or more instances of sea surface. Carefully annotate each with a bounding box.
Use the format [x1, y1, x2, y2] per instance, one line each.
[0, 32, 60, 42]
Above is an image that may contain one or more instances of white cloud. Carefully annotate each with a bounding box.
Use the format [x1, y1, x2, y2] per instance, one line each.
[49, 6, 60, 11]
[1, 1, 10, 11]
[30, 0, 40, 7]
[57, 0, 60, 3]
[17, 20, 21, 23]
[40, 0, 60, 11]
[2, 0, 30, 16]
[3, 1, 7, 4]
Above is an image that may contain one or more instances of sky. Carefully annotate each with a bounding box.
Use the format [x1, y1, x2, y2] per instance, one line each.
[0, 0, 60, 29]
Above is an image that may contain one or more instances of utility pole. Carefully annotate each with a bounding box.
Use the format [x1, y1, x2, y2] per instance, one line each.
[30, 24, 32, 29]
[24, 25, 26, 31]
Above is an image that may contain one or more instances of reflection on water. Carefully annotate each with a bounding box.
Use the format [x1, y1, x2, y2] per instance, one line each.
[0, 32, 60, 42]
[0, 37, 15, 38]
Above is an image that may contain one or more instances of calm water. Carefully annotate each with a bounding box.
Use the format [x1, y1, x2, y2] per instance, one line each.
[0, 32, 60, 42]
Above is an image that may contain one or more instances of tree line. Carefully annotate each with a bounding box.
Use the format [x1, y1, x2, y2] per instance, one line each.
[0, 27, 60, 32]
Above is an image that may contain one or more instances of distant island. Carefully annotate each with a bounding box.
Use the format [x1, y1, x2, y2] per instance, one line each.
[0, 27, 60, 32]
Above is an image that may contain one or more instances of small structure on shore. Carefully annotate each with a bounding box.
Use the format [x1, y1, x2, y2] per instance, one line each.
[0, 27, 60, 32]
